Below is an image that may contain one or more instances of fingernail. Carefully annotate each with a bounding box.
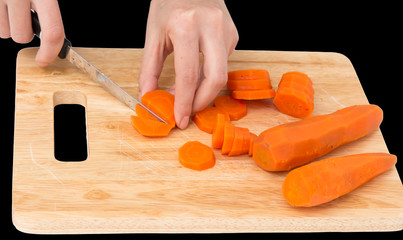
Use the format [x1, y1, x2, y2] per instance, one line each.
[178, 116, 189, 129]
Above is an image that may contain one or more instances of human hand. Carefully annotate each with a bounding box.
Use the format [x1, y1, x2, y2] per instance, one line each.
[0, 0, 65, 66]
[139, 0, 238, 129]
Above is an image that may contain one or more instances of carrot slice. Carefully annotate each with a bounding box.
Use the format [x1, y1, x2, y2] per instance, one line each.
[178, 141, 216, 171]
[212, 113, 228, 149]
[227, 79, 270, 90]
[214, 95, 247, 121]
[228, 69, 270, 81]
[130, 115, 174, 137]
[221, 122, 235, 155]
[232, 89, 276, 100]
[135, 104, 157, 120]
[141, 89, 176, 126]
[282, 153, 397, 207]
[248, 132, 258, 156]
[193, 106, 230, 134]
[228, 126, 250, 156]
[273, 71, 314, 118]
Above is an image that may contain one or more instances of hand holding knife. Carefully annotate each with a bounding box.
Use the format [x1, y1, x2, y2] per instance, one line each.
[30, 9, 167, 124]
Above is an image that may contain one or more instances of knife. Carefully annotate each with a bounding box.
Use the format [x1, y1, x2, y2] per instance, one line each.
[30, 10, 167, 124]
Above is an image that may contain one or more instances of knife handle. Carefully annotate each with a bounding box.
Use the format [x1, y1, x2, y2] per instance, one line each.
[31, 9, 71, 59]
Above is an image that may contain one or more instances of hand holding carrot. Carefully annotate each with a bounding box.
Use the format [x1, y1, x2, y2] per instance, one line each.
[0, 0, 65, 66]
[138, 0, 239, 129]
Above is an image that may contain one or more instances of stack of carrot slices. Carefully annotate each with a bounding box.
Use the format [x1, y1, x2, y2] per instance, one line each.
[130, 90, 176, 137]
[212, 113, 257, 157]
[273, 71, 314, 118]
[227, 69, 276, 100]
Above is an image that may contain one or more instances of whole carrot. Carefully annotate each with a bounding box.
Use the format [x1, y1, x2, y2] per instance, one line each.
[282, 153, 397, 207]
[253, 105, 383, 171]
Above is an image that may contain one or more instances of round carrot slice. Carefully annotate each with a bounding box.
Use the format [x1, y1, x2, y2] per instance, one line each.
[178, 141, 216, 171]
[214, 95, 247, 121]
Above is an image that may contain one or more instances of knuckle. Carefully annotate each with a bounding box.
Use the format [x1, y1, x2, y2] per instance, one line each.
[207, 71, 228, 88]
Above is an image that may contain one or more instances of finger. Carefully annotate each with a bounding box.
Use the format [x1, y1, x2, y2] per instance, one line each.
[138, 34, 168, 99]
[32, 0, 65, 66]
[7, 0, 33, 43]
[0, 2, 10, 38]
[193, 39, 228, 112]
[172, 40, 200, 129]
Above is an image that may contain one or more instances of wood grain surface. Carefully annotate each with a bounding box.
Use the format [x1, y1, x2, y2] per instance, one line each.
[12, 48, 403, 233]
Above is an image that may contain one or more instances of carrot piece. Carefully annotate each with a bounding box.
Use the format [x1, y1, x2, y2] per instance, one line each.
[130, 115, 174, 137]
[248, 132, 258, 156]
[228, 127, 250, 156]
[253, 105, 384, 171]
[141, 89, 176, 127]
[214, 95, 247, 121]
[179, 141, 216, 171]
[221, 122, 235, 155]
[212, 113, 229, 149]
[135, 104, 157, 120]
[273, 71, 314, 118]
[193, 107, 230, 134]
[227, 79, 270, 90]
[282, 153, 397, 207]
[231, 89, 276, 100]
[228, 69, 270, 81]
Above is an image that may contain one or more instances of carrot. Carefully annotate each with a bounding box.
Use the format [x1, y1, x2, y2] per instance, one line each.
[212, 113, 229, 149]
[231, 89, 276, 100]
[214, 95, 247, 121]
[193, 107, 230, 134]
[130, 115, 174, 137]
[248, 132, 258, 156]
[282, 153, 397, 207]
[179, 141, 216, 171]
[228, 126, 250, 156]
[253, 105, 383, 171]
[227, 79, 270, 90]
[221, 122, 235, 155]
[135, 104, 156, 120]
[273, 71, 314, 118]
[228, 69, 270, 81]
[141, 89, 176, 127]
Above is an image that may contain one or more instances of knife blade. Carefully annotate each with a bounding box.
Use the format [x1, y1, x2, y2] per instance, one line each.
[30, 10, 167, 124]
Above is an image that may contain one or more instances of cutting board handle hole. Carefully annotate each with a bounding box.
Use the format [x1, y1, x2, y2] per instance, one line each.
[53, 91, 88, 162]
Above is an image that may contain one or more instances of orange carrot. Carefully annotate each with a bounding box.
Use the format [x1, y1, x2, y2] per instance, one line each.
[221, 122, 235, 155]
[228, 69, 270, 81]
[193, 107, 230, 134]
[135, 104, 156, 120]
[212, 113, 229, 149]
[232, 89, 276, 100]
[227, 79, 270, 90]
[273, 71, 314, 118]
[228, 126, 250, 156]
[248, 132, 258, 156]
[141, 89, 176, 127]
[282, 153, 397, 207]
[253, 105, 383, 171]
[130, 115, 174, 137]
[179, 141, 216, 171]
[214, 95, 247, 121]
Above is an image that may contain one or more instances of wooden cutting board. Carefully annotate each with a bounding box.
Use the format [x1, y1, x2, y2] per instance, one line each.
[12, 48, 403, 233]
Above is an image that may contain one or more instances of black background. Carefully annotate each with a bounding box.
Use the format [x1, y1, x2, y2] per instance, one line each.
[2, 1, 401, 239]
